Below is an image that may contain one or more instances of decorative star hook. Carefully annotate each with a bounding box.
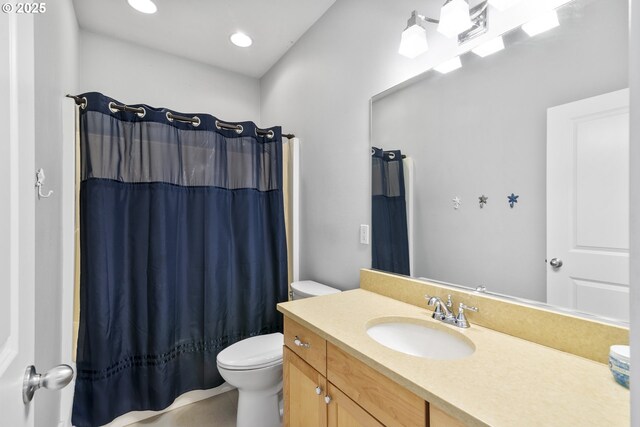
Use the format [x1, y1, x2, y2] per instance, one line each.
[478, 195, 488, 208]
[508, 193, 519, 208]
[452, 196, 461, 210]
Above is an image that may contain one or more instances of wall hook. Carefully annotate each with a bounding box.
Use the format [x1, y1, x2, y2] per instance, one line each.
[35, 168, 53, 199]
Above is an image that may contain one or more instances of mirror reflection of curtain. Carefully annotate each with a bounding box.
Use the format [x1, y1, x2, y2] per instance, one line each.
[371, 147, 410, 275]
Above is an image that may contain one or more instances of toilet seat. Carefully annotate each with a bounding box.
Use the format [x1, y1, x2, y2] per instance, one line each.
[217, 333, 283, 371]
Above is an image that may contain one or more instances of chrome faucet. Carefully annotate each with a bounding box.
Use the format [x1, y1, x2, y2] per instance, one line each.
[425, 294, 479, 328]
[426, 295, 457, 325]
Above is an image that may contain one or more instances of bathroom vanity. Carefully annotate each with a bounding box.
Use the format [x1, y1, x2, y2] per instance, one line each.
[277, 270, 629, 427]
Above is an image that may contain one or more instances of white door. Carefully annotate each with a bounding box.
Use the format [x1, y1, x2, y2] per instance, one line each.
[0, 11, 36, 427]
[547, 89, 629, 322]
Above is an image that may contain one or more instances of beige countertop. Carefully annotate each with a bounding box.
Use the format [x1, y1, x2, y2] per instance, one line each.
[277, 289, 629, 427]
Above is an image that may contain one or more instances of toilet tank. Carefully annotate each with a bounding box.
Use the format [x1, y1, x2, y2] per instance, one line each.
[290, 280, 341, 300]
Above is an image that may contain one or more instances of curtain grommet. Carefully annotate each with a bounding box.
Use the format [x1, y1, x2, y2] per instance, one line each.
[166, 111, 174, 122]
[215, 120, 243, 134]
[80, 97, 88, 110]
[255, 128, 274, 139]
[192, 116, 201, 127]
[136, 108, 146, 119]
[108, 102, 119, 114]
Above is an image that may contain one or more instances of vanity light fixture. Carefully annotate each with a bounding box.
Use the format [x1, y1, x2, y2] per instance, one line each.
[399, 1, 489, 58]
[230, 32, 253, 48]
[399, 11, 429, 58]
[521, 9, 560, 37]
[434, 56, 462, 73]
[127, 0, 157, 14]
[438, 0, 473, 38]
[471, 35, 504, 57]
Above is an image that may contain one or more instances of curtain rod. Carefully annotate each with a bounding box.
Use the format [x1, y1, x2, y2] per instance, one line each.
[66, 94, 295, 139]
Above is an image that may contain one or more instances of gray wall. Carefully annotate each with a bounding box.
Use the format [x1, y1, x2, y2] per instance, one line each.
[260, 0, 459, 289]
[33, 1, 78, 424]
[78, 31, 261, 123]
[371, 0, 628, 301]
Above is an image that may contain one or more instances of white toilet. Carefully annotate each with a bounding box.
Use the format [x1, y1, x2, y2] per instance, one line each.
[216, 280, 341, 427]
[217, 333, 284, 427]
[290, 280, 342, 300]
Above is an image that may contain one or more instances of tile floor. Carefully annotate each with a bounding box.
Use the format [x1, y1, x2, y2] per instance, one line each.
[126, 389, 238, 427]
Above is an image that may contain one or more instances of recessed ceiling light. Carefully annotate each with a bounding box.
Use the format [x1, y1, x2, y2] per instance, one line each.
[127, 0, 157, 14]
[230, 32, 253, 48]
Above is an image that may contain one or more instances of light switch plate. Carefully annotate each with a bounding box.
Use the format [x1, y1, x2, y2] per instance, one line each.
[360, 224, 370, 245]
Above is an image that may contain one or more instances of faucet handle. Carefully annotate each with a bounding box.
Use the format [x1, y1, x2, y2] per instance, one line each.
[459, 302, 478, 313]
[446, 294, 453, 308]
[456, 302, 479, 328]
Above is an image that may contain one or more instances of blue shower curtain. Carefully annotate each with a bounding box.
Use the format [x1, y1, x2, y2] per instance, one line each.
[72, 92, 288, 427]
[371, 147, 410, 275]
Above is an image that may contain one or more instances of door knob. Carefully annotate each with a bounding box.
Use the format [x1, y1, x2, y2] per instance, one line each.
[549, 258, 563, 269]
[23, 364, 74, 404]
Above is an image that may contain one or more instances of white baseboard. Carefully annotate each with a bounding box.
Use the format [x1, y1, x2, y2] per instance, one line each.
[105, 383, 235, 427]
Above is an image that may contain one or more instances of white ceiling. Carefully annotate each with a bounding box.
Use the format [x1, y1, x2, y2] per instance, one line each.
[72, 0, 336, 78]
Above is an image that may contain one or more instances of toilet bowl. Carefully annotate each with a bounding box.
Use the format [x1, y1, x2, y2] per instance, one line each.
[217, 333, 284, 427]
[218, 281, 341, 427]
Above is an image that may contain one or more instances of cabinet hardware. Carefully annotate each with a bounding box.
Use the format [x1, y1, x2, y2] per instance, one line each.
[293, 336, 311, 348]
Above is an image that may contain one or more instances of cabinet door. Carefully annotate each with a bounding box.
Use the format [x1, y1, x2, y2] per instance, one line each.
[430, 404, 466, 427]
[327, 382, 384, 427]
[284, 346, 327, 427]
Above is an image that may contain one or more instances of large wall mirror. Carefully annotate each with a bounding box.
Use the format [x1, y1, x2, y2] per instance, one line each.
[371, 0, 629, 323]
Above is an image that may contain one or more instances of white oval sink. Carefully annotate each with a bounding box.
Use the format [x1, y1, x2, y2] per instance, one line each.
[366, 318, 475, 360]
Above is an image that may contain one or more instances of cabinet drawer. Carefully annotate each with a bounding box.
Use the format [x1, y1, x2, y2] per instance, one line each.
[284, 317, 327, 376]
[327, 343, 427, 427]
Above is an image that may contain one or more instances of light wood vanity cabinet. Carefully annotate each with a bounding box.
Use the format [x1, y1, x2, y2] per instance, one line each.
[284, 317, 439, 427]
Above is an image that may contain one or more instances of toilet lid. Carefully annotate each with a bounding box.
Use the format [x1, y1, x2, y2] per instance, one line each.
[291, 280, 341, 298]
[217, 333, 284, 370]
